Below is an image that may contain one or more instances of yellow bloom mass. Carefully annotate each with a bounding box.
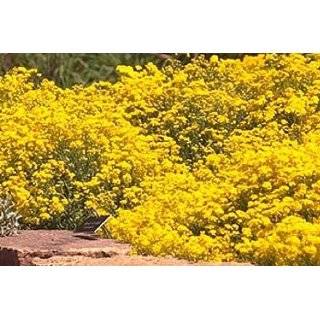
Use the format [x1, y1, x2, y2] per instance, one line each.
[2, 54, 320, 265]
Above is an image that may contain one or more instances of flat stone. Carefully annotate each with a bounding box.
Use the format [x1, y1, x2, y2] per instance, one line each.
[0, 230, 130, 266]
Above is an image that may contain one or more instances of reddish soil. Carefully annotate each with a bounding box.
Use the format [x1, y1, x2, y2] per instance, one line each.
[0, 230, 250, 266]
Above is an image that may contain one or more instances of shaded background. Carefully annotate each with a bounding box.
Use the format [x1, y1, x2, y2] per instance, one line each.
[0, 53, 248, 87]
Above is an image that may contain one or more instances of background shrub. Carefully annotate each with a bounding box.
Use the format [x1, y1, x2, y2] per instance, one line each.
[0, 53, 252, 87]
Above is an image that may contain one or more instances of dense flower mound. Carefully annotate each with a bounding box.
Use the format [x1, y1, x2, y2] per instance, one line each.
[2, 54, 320, 265]
[0, 68, 181, 229]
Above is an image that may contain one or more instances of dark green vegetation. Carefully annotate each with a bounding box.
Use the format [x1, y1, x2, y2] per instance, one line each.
[0, 53, 249, 87]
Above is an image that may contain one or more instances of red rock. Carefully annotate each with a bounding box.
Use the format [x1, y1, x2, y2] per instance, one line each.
[0, 230, 130, 266]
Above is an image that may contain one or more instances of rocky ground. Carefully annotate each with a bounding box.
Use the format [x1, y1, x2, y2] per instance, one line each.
[0, 230, 250, 266]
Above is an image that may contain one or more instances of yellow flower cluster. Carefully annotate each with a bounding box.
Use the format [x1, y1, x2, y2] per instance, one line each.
[108, 54, 320, 265]
[0, 67, 180, 228]
[3, 54, 320, 265]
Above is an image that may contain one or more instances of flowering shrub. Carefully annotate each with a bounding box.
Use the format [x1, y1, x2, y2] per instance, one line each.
[0, 68, 181, 228]
[3, 54, 320, 265]
[108, 54, 320, 265]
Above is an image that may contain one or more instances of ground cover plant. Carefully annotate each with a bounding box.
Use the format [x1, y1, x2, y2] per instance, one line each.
[2, 53, 320, 265]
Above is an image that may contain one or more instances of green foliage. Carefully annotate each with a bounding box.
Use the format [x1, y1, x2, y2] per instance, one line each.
[0, 196, 21, 237]
[0, 53, 255, 88]
[0, 53, 158, 87]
